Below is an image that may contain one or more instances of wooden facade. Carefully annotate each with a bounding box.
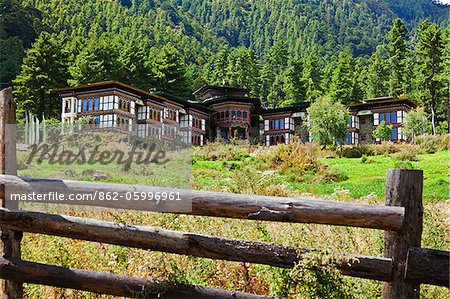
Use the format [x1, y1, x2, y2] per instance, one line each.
[57, 82, 420, 146]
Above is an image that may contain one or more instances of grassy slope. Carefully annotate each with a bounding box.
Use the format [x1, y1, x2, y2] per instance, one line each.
[293, 151, 449, 201]
[194, 151, 449, 202]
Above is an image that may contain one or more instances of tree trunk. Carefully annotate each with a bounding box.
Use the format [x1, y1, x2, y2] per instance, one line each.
[431, 105, 436, 135]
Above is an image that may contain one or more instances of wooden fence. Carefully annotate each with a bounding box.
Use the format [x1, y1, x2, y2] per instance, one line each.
[0, 88, 448, 298]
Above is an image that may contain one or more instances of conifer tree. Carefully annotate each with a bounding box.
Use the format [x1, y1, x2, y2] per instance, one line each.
[303, 51, 322, 102]
[226, 47, 259, 91]
[329, 49, 355, 103]
[211, 49, 228, 86]
[69, 35, 122, 86]
[14, 32, 68, 119]
[387, 18, 408, 97]
[414, 19, 444, 135]
[367, 45, 389, 98]
[149, 43, 190, 98]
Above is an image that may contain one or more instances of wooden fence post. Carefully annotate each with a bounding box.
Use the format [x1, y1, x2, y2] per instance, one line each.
[0, 88, 22, 298]
[382, 169, 423, 299]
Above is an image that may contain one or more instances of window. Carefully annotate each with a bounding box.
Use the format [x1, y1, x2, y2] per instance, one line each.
[231, 111, 236, 118]
[94, 98, 99, 110]
[103, 96, 114, 111]
[226, 111, 230, 118]
[392, 128, 398, 140]
[391, 112, 397, 124]
[378, 112, 396, 124]
[118, 97, 131, 113]
[269, 134, 286, 145]
[81, 97, 101, 112]
[164, 108, 177, 121]
[243, 111, 248, 119]
[269, 118, 288, 131]
[237, 111, 242, 118]
[64, 99, 71, 113]
[349, 116, 359, 129]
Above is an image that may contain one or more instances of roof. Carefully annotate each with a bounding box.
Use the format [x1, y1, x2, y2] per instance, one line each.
[193, 85, 251, 96]
[53, 81, 167, 103]
[346, 97, 420, 109]
[260, 102, 310, 114]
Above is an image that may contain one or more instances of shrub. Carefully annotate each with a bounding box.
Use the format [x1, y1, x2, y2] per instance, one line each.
[370, 141, 400, 155]
[394, 145, 422, 161]
[415, 134, 450, 153]
[394, 161, 414, 169]
[193, 142, 251, 161]
[254, 142, 321, 172]
[361, 155, 375, 164]
[339, 145, 373, 158]
[317, 166, 349, 182]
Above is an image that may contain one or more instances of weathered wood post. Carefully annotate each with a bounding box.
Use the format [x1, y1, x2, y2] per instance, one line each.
[0, 88, 22, 298]
[382, 169, 423, 299]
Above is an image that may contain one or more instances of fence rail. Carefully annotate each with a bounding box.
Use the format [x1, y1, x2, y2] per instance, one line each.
[2, 175, 405, 230]
[0, 87, 449, 299]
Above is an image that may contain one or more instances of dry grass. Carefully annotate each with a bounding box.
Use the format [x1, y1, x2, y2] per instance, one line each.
[12, 139, 450, 298]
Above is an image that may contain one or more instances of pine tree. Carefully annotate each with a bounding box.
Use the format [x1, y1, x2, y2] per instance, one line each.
[387, 18, 408, 97]
[69, 35, 122, 86]
[0, 37, 24, 89]
[367, 45, 389, 98]
[281, 58, 307, 107]
[211, 49, 228, 86]
[329, 49, 355, 103]
[149, 43, 190, 98]
[226, 47, 259, 91]
[303, 51, 322, 102]
[118, 38, 151, 89]
[13, 32, 68, 119]
[414, 19, 444, 135]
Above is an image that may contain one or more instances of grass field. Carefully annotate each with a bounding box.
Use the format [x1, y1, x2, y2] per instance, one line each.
[193, 150, 449, 202]
[14, 139, 450, 298]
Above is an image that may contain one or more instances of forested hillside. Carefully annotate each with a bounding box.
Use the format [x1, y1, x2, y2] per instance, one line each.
[1, 0, 449, 132]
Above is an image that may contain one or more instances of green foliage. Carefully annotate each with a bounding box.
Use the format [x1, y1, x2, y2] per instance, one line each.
[414, 19, 445, 135]
[13, 31, 68, 119]
[404, 108, 430, 142]
[305, 96, 349, 146]
[0, 0, 41, 88]
[329, 49, 355, 103]
[372, 121, 393, 141]
[367, 45, 389, 98]
[6, 0, 450, 133]
[387, 18, 408, 97]
[285, 253, 353, 299]
[149, 43, 191, 98]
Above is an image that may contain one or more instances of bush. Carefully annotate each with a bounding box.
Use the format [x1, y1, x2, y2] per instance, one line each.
[415, 134, 450, 153]
[361, 155, 375, 164]
[394, 145, 422, 161]
[254, 142, 321, 172]
[339, 145, 373, 158]
[370, 141, 400, 155]
[394, 161, 414, 169]
[317, 166, 349, 182]
[193, 142, 251, 161]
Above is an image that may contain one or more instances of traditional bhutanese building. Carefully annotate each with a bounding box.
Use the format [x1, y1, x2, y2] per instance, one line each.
[56, 81, 420, 146]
